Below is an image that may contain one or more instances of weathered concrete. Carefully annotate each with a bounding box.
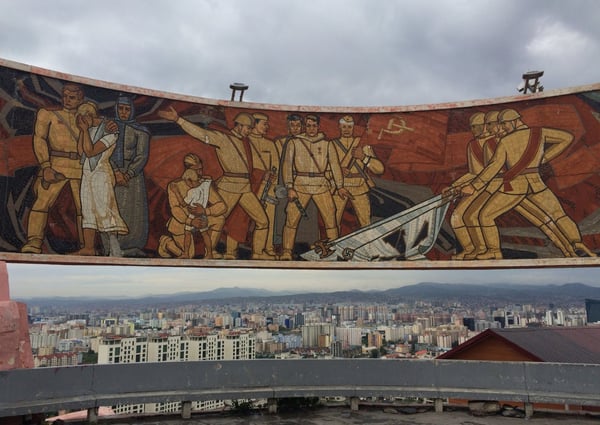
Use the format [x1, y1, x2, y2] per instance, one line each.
[0, 262, 33, 425]
[0, 261, 33, 371]
[97, 406, 600, 425]
[2, 360, 600, 418]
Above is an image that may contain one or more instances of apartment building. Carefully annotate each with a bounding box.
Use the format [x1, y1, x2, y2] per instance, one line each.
[98, 329, 255, 414]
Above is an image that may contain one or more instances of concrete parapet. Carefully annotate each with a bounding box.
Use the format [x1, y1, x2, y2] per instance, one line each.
[181, 401, 192, 419]
[267, 398, 278, 414]
[0, 261, 33, 371]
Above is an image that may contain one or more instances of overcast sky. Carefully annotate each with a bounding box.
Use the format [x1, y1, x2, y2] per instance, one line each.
[2, 0, 600, 106]
[7, 264, 600, 299]
[2, 0, 600, 298]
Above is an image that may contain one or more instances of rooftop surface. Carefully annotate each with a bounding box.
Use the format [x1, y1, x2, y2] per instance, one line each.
[94, 406, 600, 425]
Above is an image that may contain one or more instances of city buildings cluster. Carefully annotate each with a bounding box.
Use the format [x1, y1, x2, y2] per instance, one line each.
[26, 297, 592, 414]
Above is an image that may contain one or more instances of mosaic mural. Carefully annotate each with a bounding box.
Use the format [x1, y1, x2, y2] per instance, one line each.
[1, 59, 600, 263]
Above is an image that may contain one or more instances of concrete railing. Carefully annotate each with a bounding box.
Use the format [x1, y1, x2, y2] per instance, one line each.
[1, 359, 600, 418]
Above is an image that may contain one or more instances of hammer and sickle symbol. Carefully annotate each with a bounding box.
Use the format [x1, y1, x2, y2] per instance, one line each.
[314, 239, 335, 259]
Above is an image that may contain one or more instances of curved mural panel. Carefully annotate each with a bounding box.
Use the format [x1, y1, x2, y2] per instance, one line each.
[1, 59, 600, 265]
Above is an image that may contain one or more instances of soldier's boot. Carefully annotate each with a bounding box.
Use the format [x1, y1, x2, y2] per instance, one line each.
[157, 235, 183, 258]
[476, 226, 502, 260]
[211, 238, 223, 259]
[451, 226, 475, 260]
[463, 226, 487, 260]
[573, 243, 597, 257]
[209, 224, 225, 259]
[538, 221, 575, 257]
[555, 216, 597, 257]
[251, 227, 275, 260]
[21, 211, 48, 254]
[280, 225, 296, 260]
[225, 236, 238, 260]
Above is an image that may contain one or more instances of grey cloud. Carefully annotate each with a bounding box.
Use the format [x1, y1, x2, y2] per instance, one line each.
[3, 0, 598, 106]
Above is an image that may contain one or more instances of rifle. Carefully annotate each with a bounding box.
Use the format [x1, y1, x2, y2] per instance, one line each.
[275, 185, 308, 219]
[260, 166, 278, 206]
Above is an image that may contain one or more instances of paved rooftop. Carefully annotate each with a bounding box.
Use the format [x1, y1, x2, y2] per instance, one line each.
[94, 406, 600, 425]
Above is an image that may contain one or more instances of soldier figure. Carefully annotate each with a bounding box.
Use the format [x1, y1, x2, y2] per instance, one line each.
[280, 114, 351, 260]
[273, 114, 305, 253]
[452, 111, 581, 259]
[461, 108, 595, 259]
[22, 83, 85, 254]
[158, 154, 226, 259]
[445, 112, 496, 259]
[331, 115, 384, 232]
[158, 106, 273, 260]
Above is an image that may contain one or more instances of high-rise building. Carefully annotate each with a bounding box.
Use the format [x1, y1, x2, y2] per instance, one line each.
[301, 323, 334, 348]
[98, 329, 255, 414]
[463, 317, 475, 331]
[335, 327, 363, 348]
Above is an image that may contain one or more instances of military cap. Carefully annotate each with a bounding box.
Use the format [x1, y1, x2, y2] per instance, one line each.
[252, 112, 269, 122]
[339, 115, 354, 125]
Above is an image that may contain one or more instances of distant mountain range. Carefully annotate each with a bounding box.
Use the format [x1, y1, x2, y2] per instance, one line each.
[18, 282, 600, 310]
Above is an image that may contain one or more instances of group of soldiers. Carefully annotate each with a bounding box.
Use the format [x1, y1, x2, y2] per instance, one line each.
[157, 108, 384, 260]
[446, 108, 596, 260]
[23, 82, 591, 261]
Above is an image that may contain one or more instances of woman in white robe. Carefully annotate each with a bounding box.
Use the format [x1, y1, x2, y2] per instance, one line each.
[76, 102, 128, 256]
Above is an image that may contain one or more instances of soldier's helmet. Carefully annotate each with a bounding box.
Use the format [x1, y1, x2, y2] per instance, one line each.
[484, 111, 499, 124]
[234, 112, 255, 127]
[498, 109, 521, 123]
[469, 112, 485, 126]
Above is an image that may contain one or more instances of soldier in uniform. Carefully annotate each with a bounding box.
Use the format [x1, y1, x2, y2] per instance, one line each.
[158, 106, 273, 260]
[445, 112, 497, 259]
[249, 113, 280, 256]
[331, 115, 384, 233]
[274, 114, 303, 154]
[158, 154, 226, 259]
[273, 114, 304, 253]
[280, 114, 351, 260]
[224, 112, 279, 258]
[22, 83, 85, 254]
[461, 108, 595, 259]
[451, 111, 577, 259]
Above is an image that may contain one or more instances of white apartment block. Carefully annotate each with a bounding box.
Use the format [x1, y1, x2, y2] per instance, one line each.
[302, 323, 335, 348]
[335, 326, 363, 348]
[98, 329, 255, 415]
